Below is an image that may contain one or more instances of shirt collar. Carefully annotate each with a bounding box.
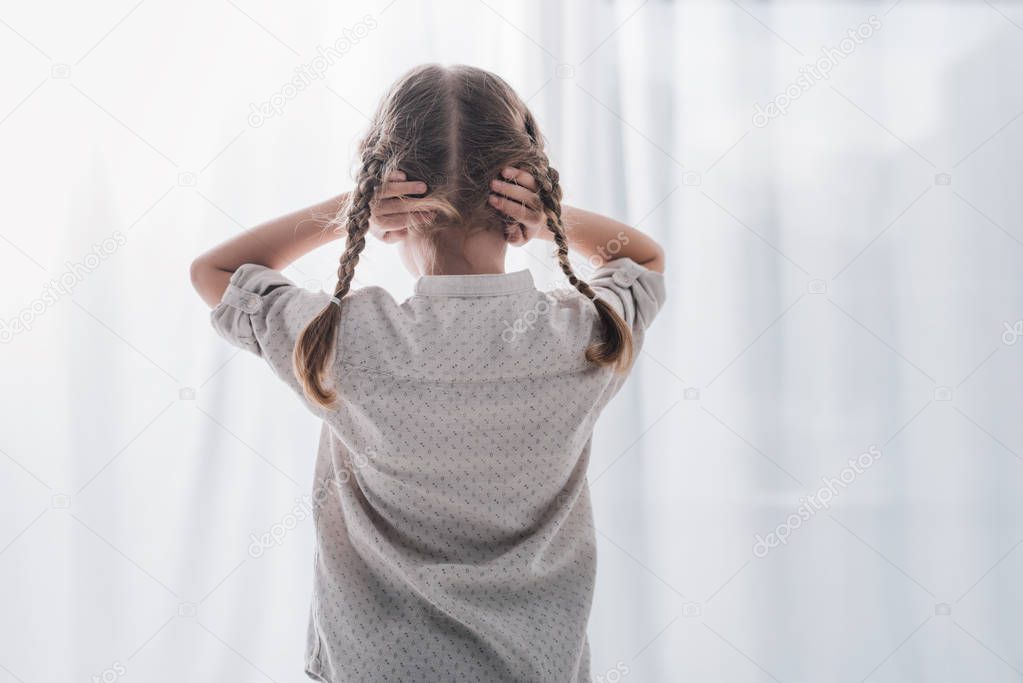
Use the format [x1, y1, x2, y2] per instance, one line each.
[414, 269, 535, 297]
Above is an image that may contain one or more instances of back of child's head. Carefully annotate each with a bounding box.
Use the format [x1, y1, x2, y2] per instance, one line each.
[359, 64, 539, 232]
[295, 64, 632, 407]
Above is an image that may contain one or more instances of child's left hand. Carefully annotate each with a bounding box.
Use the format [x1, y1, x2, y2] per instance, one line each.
[489, 167, 546, 246]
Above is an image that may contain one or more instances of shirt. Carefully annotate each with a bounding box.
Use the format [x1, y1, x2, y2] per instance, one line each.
[210, 257, 666, 682]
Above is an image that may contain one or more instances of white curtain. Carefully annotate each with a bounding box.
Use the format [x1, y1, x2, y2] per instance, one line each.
[2, 1, 1022, 681]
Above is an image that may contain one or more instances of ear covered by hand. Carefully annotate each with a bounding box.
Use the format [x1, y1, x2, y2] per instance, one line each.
[368, 167, 546, 246]
[368, 171, 432, 243]
[488, 166, 545, 246]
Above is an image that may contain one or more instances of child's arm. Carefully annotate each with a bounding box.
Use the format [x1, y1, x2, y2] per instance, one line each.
[489, 167, 665, 273]
[555, 206, 665, 273]
[190, 193, 347, 308]
[190, 174, 429, 307]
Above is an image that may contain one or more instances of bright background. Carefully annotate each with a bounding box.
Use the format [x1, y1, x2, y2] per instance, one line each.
[2, 1, 1023, 681]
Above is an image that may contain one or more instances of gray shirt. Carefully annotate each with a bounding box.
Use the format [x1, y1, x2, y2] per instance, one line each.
[211, 258, 666, 682]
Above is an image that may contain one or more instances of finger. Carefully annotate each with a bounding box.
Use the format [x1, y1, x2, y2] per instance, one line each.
[377, 180, 428, 200]
[374, 211, 433, 229]
[373, 196, 432, 216]
[374, 209, 433, 228]
[386, 171, 407, 182]
[489, 193, 538, 225]
[486, 191, 536, 222]
[500, 166, 538, 191]
[490, 178, 540, 210]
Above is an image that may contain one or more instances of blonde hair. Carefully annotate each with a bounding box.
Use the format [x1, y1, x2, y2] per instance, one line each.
[294, 64, 632, 407]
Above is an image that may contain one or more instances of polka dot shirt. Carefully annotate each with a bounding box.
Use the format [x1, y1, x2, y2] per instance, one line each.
[210, 258, 666, 682]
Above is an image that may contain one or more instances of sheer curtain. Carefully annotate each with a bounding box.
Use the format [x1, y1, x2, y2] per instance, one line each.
[2, 1, 1021, 681]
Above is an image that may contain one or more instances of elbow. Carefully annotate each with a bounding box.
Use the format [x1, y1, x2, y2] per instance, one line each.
[190, 257, 235, 308]
[190, 255, 226, 301]
[641, 242, 666, 274]
[189, 256, 208, 294]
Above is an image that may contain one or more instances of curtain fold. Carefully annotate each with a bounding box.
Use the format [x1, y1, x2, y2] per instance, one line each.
[1, 1, 1020, 681]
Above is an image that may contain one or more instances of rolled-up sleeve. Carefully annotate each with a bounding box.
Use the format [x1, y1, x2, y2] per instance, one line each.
[590, 257, 667, 334]
[210, 263, 327, 386]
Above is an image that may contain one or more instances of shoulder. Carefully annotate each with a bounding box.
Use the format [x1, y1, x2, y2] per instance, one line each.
[543, 286, 599, 323]
[219, 263, 323, 316]
[226, 263, 293, 297]
[341, 285, 401, 318]
[588, 257, 667, 330]
[338, 285, 407, 338]
[212, 263, 319, 330]
[210, 263, 326, 359]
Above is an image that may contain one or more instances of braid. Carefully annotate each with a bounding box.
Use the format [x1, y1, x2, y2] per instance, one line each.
[333, 159, 380, 299]
[294, 155, 383, 407]
[536, 160, 633, 371]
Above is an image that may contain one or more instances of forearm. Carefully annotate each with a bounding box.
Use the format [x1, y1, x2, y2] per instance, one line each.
[540, 205, 665, 273]
[190, 193, 348, 307]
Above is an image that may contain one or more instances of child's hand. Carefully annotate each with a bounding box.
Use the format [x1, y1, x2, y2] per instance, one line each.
[489, 167, 546, 246]
[369, 171, 431, 243]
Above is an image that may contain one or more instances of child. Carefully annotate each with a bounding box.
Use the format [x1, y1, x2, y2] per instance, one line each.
[191, 64, 666, 682]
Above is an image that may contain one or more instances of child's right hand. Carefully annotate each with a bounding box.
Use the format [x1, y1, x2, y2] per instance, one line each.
[368, 171, 431, 243]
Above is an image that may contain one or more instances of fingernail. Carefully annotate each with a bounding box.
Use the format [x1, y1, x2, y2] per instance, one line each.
[415, 183, 427, 193]
[502, 167, 515, 178]
[488, 194, 499, 205]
